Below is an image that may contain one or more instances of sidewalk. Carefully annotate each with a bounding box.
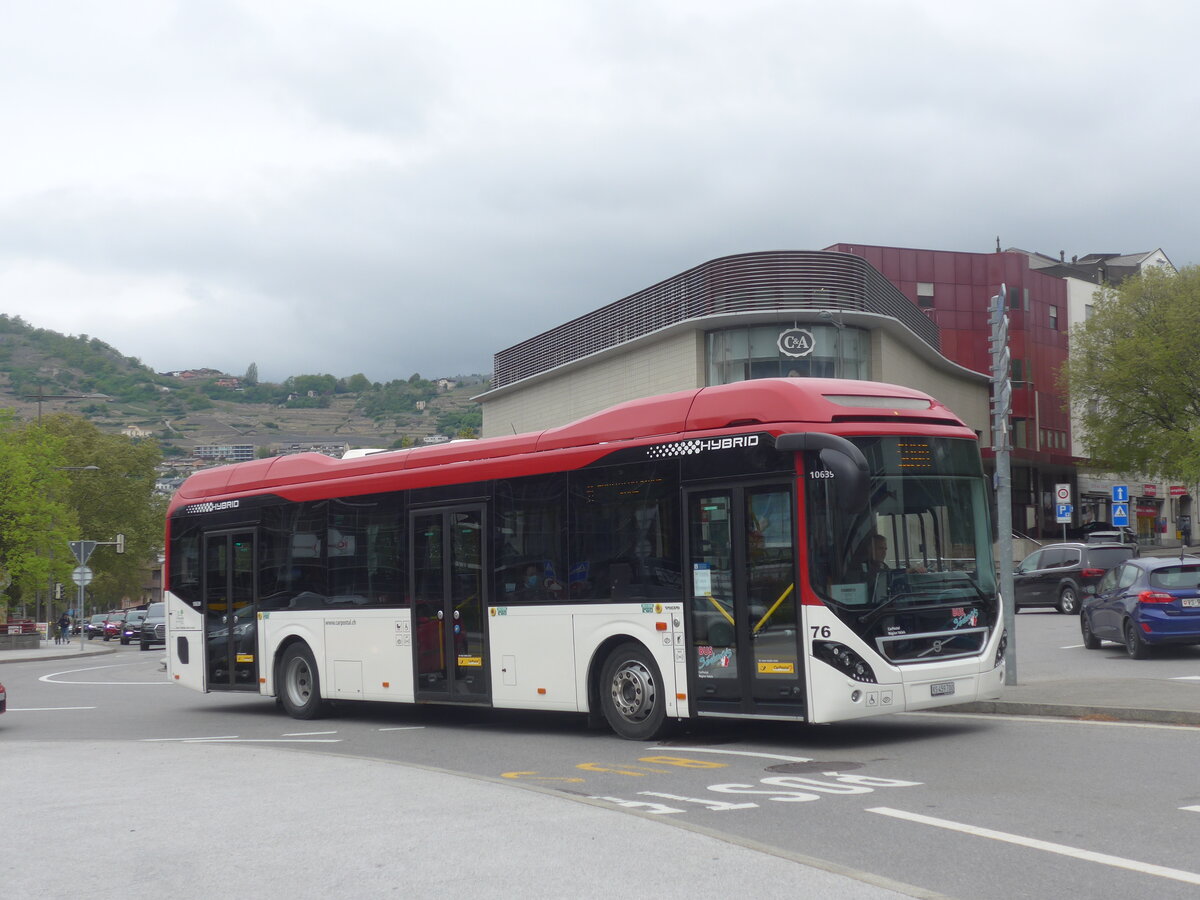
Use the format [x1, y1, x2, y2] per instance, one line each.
[0, 637, 117, 664]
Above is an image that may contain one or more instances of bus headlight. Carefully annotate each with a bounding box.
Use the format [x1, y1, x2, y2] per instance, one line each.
[813, 641, 878, 683]
[994, 629, 1008, 668]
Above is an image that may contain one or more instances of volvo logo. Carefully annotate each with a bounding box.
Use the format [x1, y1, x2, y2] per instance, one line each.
[777, 327, 815, 358]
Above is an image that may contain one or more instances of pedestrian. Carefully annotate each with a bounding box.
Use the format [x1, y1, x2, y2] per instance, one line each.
[57, 612, 71, 645]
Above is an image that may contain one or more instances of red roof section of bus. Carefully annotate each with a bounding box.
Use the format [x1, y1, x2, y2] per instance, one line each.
[170, 378, 966, 513]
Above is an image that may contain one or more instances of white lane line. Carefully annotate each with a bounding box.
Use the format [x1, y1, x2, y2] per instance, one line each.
[184, 738, 343, 744]
[140, 736, 341, 743]
[41, 664, 171, 686]
[868, 807, 1200, 887]
[9, 706, 98, 712]
[282, 730, 338, 736]
[662, 747, 812, 763]
[1060, 643, 1084, 649]
[142, 736, 240, 742]
[1181, 806, 1200, 813]
[1170, 675, 1200, 681]
[377, 726, 425, 732]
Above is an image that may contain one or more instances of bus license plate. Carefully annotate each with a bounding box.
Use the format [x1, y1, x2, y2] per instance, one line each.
[930, 681, 955, 697]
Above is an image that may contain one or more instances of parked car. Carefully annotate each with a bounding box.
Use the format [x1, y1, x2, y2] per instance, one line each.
[140, 602, 166, 651]
[102, 611, 127, 641]
[1085, 527, 1139, 550]
[1081, 556, 1200, 658]
[85, 613, 109, 640]
[1012, 541, 1138, 614]
[120, 609, 147, 645]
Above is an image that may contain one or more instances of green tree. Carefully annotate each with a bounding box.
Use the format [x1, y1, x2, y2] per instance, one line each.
[0, 411, 77, 612]
[38, 414, 167, 606]
[1064, 266, 1200, 482]
[244, 362, 259, 387]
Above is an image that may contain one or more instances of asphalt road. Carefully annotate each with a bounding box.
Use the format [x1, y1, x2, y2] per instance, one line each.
[4, 632, 1200, 900]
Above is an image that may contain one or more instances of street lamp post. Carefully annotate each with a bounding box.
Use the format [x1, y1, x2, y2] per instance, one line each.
[818, 309, 846, 378]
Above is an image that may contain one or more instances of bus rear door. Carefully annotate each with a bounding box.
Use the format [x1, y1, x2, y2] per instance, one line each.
[685, 483, 806, 719]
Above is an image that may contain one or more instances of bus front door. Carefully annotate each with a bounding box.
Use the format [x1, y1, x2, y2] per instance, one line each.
[685, 484, 806, 718]
[202, 530, 258, 692]
[411, 506, 490, 705]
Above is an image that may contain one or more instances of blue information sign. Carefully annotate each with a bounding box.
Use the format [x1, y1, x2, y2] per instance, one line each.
[1055, 503, 1072, 523]
[1112, 485, 1129, 503]
[1112, 502, 1129, 526]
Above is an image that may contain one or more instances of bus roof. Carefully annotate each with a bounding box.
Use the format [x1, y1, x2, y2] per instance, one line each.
[169, 378, 970, 513]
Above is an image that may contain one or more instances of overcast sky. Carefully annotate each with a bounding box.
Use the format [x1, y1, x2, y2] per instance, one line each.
[2, 1, 1196, 385]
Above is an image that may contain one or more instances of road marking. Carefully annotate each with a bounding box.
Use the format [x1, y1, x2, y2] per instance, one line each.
[662, 747, 813, 763]
[40, 663, 171, 686]
[1170, 676, 1200, 681]
[282, 730, 338, 736]
[140, 736, 342, 743]
[1060, 643, 1083, 649]
[377, 726, 425, 732]
[868, 807, 1200, 886]
[1181, 806, 1200, 813]
[142, 736, 240, 742]
[8, 706, 97, 711]
[502, 771, 586, 783]
[589, 796, 682, 814]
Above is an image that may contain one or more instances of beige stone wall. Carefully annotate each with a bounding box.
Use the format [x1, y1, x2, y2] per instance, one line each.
[482, 331, 704, 437]
[873, 331, 990, 439]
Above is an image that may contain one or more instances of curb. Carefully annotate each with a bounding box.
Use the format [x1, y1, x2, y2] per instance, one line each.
[943, 699, 1200, 727]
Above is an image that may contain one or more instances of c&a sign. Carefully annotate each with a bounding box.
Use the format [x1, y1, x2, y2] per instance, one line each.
[777, 327, 815, 358]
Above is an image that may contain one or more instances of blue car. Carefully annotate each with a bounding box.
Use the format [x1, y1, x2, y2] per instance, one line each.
[1081, 556, 1200, 658]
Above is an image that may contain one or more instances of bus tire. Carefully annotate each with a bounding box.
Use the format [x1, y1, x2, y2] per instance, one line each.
[599, 642, 671, 741]
[279, 643, 327, 719]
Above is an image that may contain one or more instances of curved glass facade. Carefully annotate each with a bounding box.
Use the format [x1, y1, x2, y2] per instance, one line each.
[706, 324, 869, 385]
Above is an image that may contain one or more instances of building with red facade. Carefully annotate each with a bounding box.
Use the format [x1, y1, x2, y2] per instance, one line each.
[479, 243, 1180, 542]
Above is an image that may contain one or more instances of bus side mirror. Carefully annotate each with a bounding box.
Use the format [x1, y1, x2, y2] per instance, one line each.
[775, 432, 870, 512]
[820, 447, 869, 511]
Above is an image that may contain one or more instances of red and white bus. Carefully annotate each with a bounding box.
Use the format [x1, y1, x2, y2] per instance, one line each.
[164, 378, 1005, 739]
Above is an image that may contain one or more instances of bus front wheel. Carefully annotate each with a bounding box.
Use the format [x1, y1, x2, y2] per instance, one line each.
[599, 642, 671, 741]
[279, 643, 327, 719]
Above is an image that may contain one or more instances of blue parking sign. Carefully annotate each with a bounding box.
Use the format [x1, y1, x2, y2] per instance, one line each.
[1055, 503, 1072, 523]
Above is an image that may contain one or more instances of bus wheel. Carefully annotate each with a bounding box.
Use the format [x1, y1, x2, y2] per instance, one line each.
[279, 644, 326, 719]
[600, 642, 671, 740]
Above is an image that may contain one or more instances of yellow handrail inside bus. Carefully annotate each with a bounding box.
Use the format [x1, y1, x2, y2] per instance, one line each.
[706, 595, 735, 626]
[753, 583, 794, 635]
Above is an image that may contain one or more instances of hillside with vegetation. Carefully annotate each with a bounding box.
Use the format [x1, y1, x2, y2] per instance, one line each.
[0, 314, 487, 456]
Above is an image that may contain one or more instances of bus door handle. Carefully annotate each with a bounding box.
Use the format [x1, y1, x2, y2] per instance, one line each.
[437, 611, 444, 621]
[453, 610, 460, 621]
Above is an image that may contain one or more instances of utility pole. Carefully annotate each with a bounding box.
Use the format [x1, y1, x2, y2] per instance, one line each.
[990, 285, 1016, 685]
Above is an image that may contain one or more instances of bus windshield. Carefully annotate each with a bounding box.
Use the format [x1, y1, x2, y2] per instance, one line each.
[806, 436, 997, 654]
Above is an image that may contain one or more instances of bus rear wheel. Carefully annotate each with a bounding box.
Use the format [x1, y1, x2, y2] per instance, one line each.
[599, 642, 671, 741]
[279, 643, 327, 719]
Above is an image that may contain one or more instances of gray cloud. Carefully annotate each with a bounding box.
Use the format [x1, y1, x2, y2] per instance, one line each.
[2, 1, 1197, 384]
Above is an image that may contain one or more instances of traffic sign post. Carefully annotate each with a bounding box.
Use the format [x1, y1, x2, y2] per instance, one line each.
[67, 534, 125, 652]
[1056, 502, 1072, 540]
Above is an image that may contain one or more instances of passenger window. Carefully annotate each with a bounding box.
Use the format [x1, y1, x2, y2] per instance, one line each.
[1117, 565, 1139, 590]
